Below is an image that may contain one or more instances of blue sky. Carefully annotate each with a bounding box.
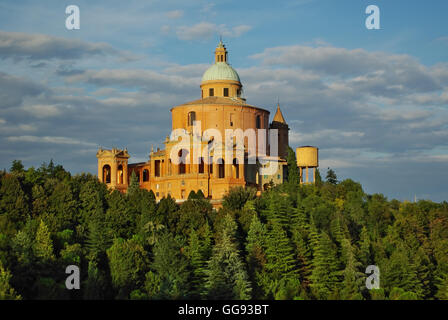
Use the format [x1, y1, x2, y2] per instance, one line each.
[0, 0, 447, 201]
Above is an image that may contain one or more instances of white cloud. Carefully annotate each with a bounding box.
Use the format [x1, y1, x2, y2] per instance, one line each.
[0, 30, 121, 61]
[0, 123, 37, 134]
[163, 63, 209, 77]
[166, 10, 183, 19]
[64, 69, 198, 93]
[251, 45, 440, 96]
[376, 109, 431, 121]
[176, 22, 217, 41]
[224, 25, 252, 38]
[161, 25, 171, 35]
[6, 135, 96, 146]
[176, 22, 251, 41]
[22, 104, 62, 118]
[436, 36, 448, 44]
[290, 130, 365, 146]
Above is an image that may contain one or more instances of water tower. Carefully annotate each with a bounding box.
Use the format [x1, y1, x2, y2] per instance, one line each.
[296, 146, 319, 184]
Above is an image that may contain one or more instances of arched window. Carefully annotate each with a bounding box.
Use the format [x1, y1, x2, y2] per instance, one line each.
[217, 158, 225, 178]
[117, 165, 123, 184]
[256, 115, 261, 129]
[155, 160, 161, 177]
[188, 111, 196, 126]
[198, 157, 204, 174]
[232, 158, 239, 179]
[178, 149, 188, 175]
[103, 165, 111, 184]
[209, 156, 213, 174]
[143, 169, 149, 182]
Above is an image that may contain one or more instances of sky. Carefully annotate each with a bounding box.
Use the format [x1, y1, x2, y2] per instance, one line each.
[0, 0, 447, 202]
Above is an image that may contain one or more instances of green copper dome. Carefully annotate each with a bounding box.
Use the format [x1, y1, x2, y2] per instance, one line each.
[202, 62, 240, 82]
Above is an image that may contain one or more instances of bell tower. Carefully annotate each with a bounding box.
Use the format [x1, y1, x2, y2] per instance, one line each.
[96, 147, 130, 192]
[269, 103, 289, 159]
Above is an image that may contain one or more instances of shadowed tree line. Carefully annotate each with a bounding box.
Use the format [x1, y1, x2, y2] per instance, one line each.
[0, 156, 447, 300]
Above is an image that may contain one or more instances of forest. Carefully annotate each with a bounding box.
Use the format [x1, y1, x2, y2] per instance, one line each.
[0, 148, 448, 300]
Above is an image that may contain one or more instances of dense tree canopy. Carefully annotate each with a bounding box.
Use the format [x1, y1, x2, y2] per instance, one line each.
[0, 160, 447, 300]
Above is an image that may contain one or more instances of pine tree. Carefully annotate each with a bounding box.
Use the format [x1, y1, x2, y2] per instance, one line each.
[436, 272, 448, 300]
[246, 214, 266, 258]
[86, 219, 112, 266]
[151, 232, 190, 299]
[314, 168, 323, 187]
[185, 229, 209, 297]
[263, 192, 292, 230]
[310, 232, 340, 299]
[414, 247, 432, 299]
[31, 185, 48, 218]
[308, 216, 320, 258]
[330, 214, 348, 246]
[11, 228, 35, 266]
[382, 245, 423, 298]
[201, 223, 213, 259]
[264, 221, 297, 280]
[0, 174, 29, 226]
[10, 160, 25, 174]
[105, 190, 136, 238]
[107, 238, 149, 299]
[358, 226, 371, 266]
[205, 214, 251, 300]
[188, 190, 197, 200]
[340, 239, 364, 300]
[44, 181, 78, 232]
[389, 287, 418, 300]
[246, 214, 267, 298]
[326, 168, 338, 185]
[286, 147, 299, 188]
[290, 209, 312, 291]
[127, 171, 140, 196]
[83, 261, 111, 300]
[196, 189, 205, 199]
[155, 195, 178, 225]
[135, 189, 157, 237]
[79, 179, 106, 225]
[144, 271, 161, 299]
[222, 186, 257, 211]
[0, 261, 21, 300]
[34, 220, 55, 263]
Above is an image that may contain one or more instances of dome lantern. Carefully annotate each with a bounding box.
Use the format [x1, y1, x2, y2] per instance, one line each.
[215, 40, 227, 63]
[200, 41, 242, 98]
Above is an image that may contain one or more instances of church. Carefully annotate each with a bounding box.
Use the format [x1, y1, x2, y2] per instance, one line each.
[96, 41, 318, 205]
